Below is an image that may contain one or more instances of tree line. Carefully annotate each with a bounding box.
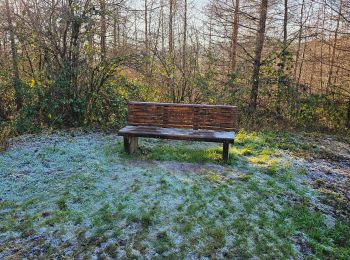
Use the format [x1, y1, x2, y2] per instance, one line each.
[0, 0, 349, 133]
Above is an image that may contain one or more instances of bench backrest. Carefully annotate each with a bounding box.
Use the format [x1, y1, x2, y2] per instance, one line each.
[127, 102, 238, 131]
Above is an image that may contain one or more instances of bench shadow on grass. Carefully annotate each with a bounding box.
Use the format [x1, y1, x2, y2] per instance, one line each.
[108, 131, 315, 180]
[113, 132, 282, 171]
[114, 139, 238, 165]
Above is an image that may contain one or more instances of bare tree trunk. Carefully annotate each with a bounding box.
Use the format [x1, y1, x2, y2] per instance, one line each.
[230, 0, 240, 72]
[294, 0, 305, 80]
[68, 1, 84, 95]
[113, 13, 117, 53]
[145, 0, 149, 54]
[115, 6, 121, 49]
[134, 13, 138, 44]
[169, 0, 174, 57]
[144, 0, 151, 79]
[168, 0, 175, 102]
[308, 8, 321, 91]
[100, 0, 107, 60]
[297, 41, 307, 86]
[87, 19, 94, 63]
[276, 0, 288, 115]
[207, 10, 213, 71]
[320, 5, 326, 93]
[160, 0, 165, 51]
[249, 0, 268, 111]
[181, 0, 187, 102]
[5, 0, 22, 110]
[327, 0, 342, 91]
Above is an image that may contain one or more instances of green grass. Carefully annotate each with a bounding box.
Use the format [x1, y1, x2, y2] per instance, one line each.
[114, 130, 308, 166]
[154, 231, 172, 254]
[133, 142, 223, 163]
[111, 131, 350, 258]
[1, 130, 349, 258]
[56, 197, 68, 211]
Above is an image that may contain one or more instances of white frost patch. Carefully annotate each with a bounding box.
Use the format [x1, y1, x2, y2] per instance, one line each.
[0, 130, 347, 258]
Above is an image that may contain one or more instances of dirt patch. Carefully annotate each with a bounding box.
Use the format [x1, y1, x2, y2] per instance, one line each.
[314, 137, 350, 161]
[121, 160, 230, 176]
[307, 159, 350, 219]
[125, 159, 158, 168]
[159, 161, 230, 175]
[293, 136, 350, 220]
[293, 232, 313, 257]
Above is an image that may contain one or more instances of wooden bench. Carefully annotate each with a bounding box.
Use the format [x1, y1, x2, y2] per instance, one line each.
[118, 102, 238, 161]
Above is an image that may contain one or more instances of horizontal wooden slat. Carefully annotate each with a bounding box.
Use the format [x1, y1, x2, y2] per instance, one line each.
[129, 101, 237, 109]
[127, 102, 238, 131]
[118, 125, 235, 143]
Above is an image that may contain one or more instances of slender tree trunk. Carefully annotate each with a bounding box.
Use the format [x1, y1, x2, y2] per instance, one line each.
[169, 0, 174, 56]
[320, 5, 326, 93]
[168, 0, 175, 102]
[5, 0, 22, 110]
[116, 6, 121, 49]
[145, 0, 149, 54]
[181, 0, 187, 102]
[100, 0, 107, 60]
[230, 0, 240, 72]
[113, 14, 117, 53]
[87, 20, 94, 63]
[117, 19, 121, 48]
[160, 0, 165, 51]
[309, 8, 321, 91]
[208, 11, 213, 71]
[71, 20, 81, 88]
[144, 0, 150, 79]
[249, 0, 268, 111]
[276, 0, 288, 115]
[134, 13, 138, 43]
[327, 0, 342, 91]
[297, 41, 307, 86]
[308, 41, 316, 90]
[294, 0, 305, 80]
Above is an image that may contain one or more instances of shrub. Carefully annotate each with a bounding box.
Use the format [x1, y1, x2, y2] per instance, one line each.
[0, 123, 13, 152]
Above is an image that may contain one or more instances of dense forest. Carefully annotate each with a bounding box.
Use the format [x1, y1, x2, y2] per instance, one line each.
[0, 0, 349, 140]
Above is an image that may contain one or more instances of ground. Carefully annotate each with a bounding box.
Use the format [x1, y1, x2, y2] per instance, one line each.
[0, 129, 349, 258]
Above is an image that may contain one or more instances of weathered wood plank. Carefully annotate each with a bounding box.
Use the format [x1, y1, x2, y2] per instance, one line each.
[127, 102, 238, 131]
[124, 136, 138, 154]
[223, 141, 229, 161]
[129, 101, 238, 109]
[119, 125, 235, 143]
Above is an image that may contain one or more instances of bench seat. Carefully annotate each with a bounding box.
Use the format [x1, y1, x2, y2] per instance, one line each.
[118, 102, 238, 161]
[119, 125, 235, 143]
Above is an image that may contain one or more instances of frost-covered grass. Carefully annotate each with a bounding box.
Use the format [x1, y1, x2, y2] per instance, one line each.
[0, 130, 349, 258]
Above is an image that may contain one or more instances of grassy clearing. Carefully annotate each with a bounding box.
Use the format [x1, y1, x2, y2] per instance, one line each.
[0, 130, 349, 258]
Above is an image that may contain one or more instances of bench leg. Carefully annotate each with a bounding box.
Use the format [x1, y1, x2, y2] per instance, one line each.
[223, 142, 229, 162]
[124, 137, 138, 154]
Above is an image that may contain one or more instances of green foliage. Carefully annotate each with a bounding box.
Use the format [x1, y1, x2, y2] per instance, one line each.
[15, 83, 43, 133]
[293, 94, 346, 129]
[0, 122, 14, 152]
[0, 72, 16, 121]
[5, 62, 149, 132]
[84, 80, 127, 128]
